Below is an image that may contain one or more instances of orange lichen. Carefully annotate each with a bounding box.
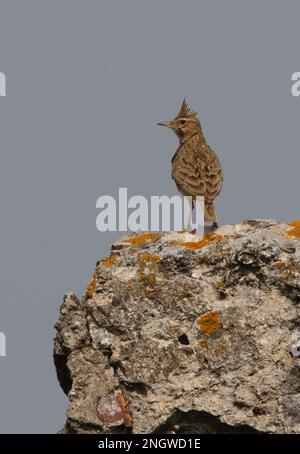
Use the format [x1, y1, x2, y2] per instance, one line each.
[275, 260, 285, 269]
[138, 270, 157, 299]
[135, 249, 161, 299]
[288, 221, 300, 227]
[286, 221, 300, 239]
[139, 253, 160, 263]
[215, 279, 223, 289]
[125, 233, 160, 246]
[101, 254, 118, 268]
[172, 234, 224, 250]
[138, 258, 158, 298]
[140, 273, 156, 286]
[116, 391, 133, 428]
[214, 340, 229, 354]
[199, 339, 208, 350]
[86, 272, 97, 299]
[198, 311, 222, 336]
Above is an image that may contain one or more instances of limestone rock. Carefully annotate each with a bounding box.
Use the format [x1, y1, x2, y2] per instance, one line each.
[54, 220, 300, 433]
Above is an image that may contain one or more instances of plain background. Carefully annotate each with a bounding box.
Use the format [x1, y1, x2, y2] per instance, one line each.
[0, 0, 299, 433]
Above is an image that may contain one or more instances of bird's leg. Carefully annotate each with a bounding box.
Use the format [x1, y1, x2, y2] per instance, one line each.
[185, 198, 194, 231]
[195, 197, 205, 238]
[203, 221, 219, 236]
[185, 198, 204, 237]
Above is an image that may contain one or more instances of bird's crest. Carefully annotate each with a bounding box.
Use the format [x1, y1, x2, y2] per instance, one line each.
[176, 98, 197, 118]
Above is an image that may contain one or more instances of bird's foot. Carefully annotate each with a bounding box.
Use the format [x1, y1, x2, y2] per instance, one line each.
[202, 223, 219, 236]
[188, 225, 218, 235]
[190, 227, 205, 238]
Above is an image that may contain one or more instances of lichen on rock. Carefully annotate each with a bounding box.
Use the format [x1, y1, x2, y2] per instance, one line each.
[54, 220, 300, 434]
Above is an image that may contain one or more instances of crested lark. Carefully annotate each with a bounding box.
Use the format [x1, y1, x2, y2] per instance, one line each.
[158, 99, 223, 229]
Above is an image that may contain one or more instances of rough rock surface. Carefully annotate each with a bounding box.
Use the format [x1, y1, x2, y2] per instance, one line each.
[54, 220, 300, 434]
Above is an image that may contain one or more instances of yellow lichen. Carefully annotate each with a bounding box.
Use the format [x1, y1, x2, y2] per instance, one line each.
[286, 221, 300, 239]
[198, 311, 222, 336]
[101, 254, 118, 268]
[125, 233, 160, 246]
[86, 272, 97, 299]
[172, 234, 224, 250]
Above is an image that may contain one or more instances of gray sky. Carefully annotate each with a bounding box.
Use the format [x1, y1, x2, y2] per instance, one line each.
[0, 0, 299, 433]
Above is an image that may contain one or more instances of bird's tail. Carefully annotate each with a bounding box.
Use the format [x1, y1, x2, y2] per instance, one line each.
[204, 202, 217, 223]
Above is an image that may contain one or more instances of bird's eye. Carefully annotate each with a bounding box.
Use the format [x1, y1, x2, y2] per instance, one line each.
[180, 119, 186, 125]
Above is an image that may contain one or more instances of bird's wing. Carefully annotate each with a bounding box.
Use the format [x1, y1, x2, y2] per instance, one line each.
[204, 145, 223, 204]
[172, 149, 206, 197]
[172, 144, 223, 202]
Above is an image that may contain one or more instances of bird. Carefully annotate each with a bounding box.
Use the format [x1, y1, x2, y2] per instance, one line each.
[158, 99, 223, 230]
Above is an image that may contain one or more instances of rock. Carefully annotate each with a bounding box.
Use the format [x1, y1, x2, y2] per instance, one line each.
[54, 220, 300, 434]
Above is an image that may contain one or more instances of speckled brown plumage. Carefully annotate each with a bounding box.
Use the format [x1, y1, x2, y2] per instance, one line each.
[158, 99, 223, 224]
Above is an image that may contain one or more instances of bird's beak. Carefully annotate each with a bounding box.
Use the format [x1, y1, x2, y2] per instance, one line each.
[157, 121, 173, 128]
